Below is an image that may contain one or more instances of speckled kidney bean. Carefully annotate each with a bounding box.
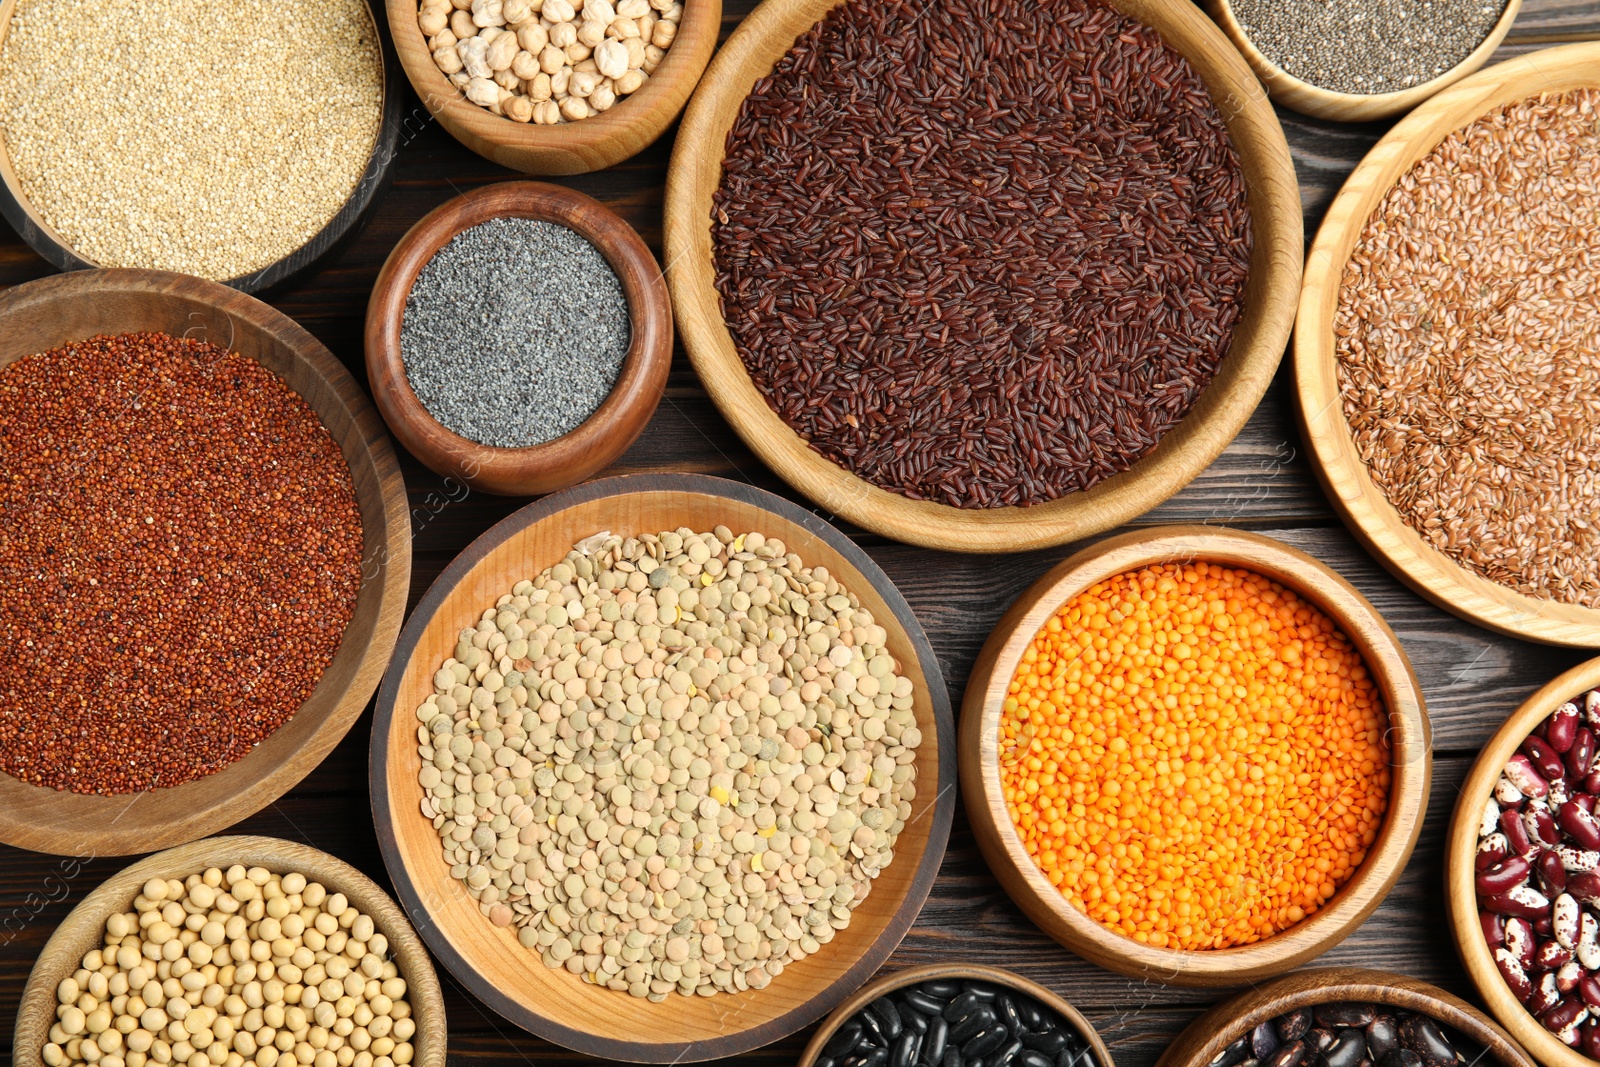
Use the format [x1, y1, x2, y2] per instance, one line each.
[1210, 1005, 1474, 1067]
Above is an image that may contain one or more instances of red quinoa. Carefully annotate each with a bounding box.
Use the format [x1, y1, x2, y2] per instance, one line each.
[712, 0, 1253, 509]
[0, 332, 365, 794]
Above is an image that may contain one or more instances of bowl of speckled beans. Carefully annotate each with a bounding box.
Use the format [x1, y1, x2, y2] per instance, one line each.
[363, 179, 673, 496]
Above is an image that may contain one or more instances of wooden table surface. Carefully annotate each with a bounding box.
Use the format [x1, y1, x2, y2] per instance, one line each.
[4, 3, 1600, 1065]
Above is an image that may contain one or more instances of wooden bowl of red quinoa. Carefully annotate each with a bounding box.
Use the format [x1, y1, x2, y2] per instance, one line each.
[665, 0, 1303, 554]
[0, 269, 411, 856]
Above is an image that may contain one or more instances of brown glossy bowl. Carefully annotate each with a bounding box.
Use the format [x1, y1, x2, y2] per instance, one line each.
[960, 526, 1430, 986]
[1154, 967, 1536, 1067]
[1447, 656, 1600, 1067]
[0, 270, 410, 857]
[386, 0, 720, 175]
[795, 963, 1114, 1067]
[365, 181, 672, 496]
[12, 836, 447, 1067]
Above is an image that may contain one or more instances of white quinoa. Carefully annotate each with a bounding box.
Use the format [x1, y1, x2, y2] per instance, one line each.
[0, 0, 383, 281]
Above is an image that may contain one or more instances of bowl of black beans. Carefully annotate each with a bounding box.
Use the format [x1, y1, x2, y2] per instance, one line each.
[797, 963, 1111, 1067]
[1155, 968, 1537, 1067]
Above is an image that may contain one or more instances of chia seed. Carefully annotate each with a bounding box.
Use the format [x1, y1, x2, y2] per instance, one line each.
[1228, 0, 1507, 96]
[400, 216, 632, 449]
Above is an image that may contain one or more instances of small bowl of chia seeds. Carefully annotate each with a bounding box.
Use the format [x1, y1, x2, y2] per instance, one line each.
[365, 180, 673, 496]
[797, 963, 1112, 1067]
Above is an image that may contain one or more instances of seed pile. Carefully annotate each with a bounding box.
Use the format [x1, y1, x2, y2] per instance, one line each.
[1476, 689, 1600, 1050]
[0, 332, 365, 794]
[1229, 0, 1505, 95]
[40, 866, 417, 1067]
[413, 527, 922, 999]
[819, 977, 1093, 1067]
[420, 0, 682, 124]
[401, 217, 632, 449]
[0, 0, 382, 280]
[1209, 1003, 1473, 1067]
[1000, 561, 1390, 950]
[712, 0, 1252, 510]
[1337, 90, 1600, 608]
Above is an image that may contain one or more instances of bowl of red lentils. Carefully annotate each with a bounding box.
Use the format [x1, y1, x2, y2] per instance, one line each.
[0, 269, 412, 857]
[958, 525, 1429, 986]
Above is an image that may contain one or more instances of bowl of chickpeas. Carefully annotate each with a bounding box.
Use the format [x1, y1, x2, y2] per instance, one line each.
[11, 836, 445, 1067]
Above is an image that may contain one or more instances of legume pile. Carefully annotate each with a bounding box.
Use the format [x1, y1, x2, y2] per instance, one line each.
[712, 0, 1252, 510]
[420, 0, 682, 124]
[40, 866, 417, 1067]
[0, 0, 382, 281]
[401, 217, 631, 449]
[1337, 89, 1600, 607]
[819, 977, 1093, 1067]
[1209, 1003, 1474, 1067]
[0, 332, 365, 794]
[1000, 561, 1390, 950]
[412, 527, 922, 998]
[1228, 0, 1505, 95]
[1476, 689, 1600, 1050]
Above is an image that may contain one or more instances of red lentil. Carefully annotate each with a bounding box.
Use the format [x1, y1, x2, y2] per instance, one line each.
[0, 332, 365, 794]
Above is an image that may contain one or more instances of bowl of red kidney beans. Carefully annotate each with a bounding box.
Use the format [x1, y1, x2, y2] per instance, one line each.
[1450, 659, 1600, 1067]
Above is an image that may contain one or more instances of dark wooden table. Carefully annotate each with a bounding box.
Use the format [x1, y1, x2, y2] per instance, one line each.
[5, 3, 1600, 1064]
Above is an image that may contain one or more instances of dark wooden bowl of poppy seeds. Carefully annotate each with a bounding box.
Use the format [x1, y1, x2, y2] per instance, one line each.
[666, 0, 1303, 553]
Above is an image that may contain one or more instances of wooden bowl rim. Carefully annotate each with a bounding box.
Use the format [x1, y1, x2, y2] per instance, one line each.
[364, 179, 673, 490]
[1204, 0, 1523, 122]
[367, 472, 958, 1062]
[1446, 655, 1600, 1067]
[794, 962, 1116, 1067]
[0, 268, 412, 856]
[663, 0, 1303, 554]
[1295, 41, 1600, 647]
[0, 0, 402, 293]
[383, 0, 720, 173]
[1151, 966, 1538, 1067]
[10, 835, 447, 1067]
[960, 525, 1431, 984]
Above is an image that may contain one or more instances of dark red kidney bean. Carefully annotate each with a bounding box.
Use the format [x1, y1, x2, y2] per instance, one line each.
[1571, 870, 1600, 905]
[1535, 916, 1556, 937]
[1582, 974, 1600, 1008]
[1525, 736, 1569, 782]
[1539, 850, 1570, 894]
[1476, 855, 1532, 895]
[1365, 1017, 1398, 1061]
[1482, 910, 1507, 947]
[1586, 768, 1600, 795]
[1526, 808, 1562, 848]
[1484, 889, 1550, 919]
[1578, 795, 1598, 815]
[1550, 705, 1581, 753]
[1535, 940, 1574, 971]
[1496, 948, 1535, 1001]
[1563, 802, 1600, 850]
[1542, 997, 1586, 1034]
[1503, 810, 1535, 856]
[1568, 729, 1596, 779]
[1397, 1016, 1454, 1067]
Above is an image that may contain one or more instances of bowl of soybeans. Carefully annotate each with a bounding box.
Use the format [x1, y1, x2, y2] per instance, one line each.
[368, 473, 957, 1062]
[958, 524, 1431, 986]
[11, 835, 446, 1067]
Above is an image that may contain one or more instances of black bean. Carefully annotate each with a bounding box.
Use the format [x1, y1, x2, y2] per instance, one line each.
[1253, 1022, 1281, 1060]
[940, 1047, 962, 1067]
[924, 1018, 949, 1065]
[966, 1026, 1010, 1059]
[826, 1023, 864, 1058]
[1278, 1010, 1313, 1043]
[962, 983, 1001, 1001]
[1366, 1017, 1398, 1061]
[999, 997, 1025, 1034]
[902, 1010, 929, 1036]
[1315, 1005, 1377, 1029]
[818, 1057, 837, 1067]
[951, 1009, 999, 1044]
[1397, 1016, 1455, 1067]
[871, 999, 904, 1041]
[1018, 1053, 1055, 1067]
[1266, 1040, 1305, 1067]
[1059, 1050, 1095, 1067]
[922, 981, 962, 1000]
[892, 1031, 923, 1067]
[947, 993, 990, 1023]
[1211, 1036, 1254, 1067]
[904, 990, 950, 1017]
[859, 1009, 887, 1045]
[847, 1052, 890, 1067]
[1015, 999, 1046, 1032]
[992, 1039, 1025, 1067]
[1024, 1031, 1072, 1056]
[1318, 1029, 1366, 1067]
[1381, 1051, 1423, 1067]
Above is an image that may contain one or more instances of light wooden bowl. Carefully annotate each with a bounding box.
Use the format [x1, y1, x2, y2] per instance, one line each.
[0, 269, 411, 857]
[959, 525, 1430, 986]
[385, 0, 719, 174]
[1205, 0, 1522, 122]
[365, 181, 673, 496]
[1446, 656, 1600, 1067]
[1297, 42, 1600, 647]
[0, 0, 401, 293]
[11, 836, 446, 1067]
[664, 0, 1301, 555]
[1154, 967, 1537, 1067]
[369, 473, 957, 1062]
[795, 962, 1114, 1067]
